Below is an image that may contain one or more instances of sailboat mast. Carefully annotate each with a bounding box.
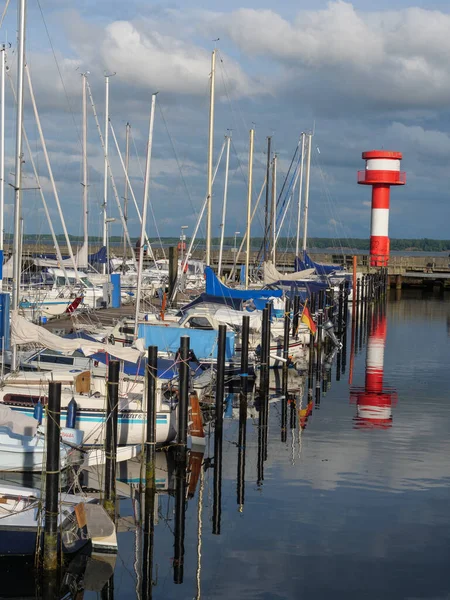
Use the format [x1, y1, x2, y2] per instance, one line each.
[134, 93, 157, 340]
[302, 133, 312, 253]
[205, 49, 216, 267]
[11, 0, 26, 371]
[82, 73, 88, 261]
[0, 45, 5, 253]
[264, 136, 271, 262]
[123, 122, 130, 269]
[103, 73, 115, 275]
[295, 133, 306, 257]
[217, 134, 231, 277]
[271, 154, 277, 264]
[245, 128, 254, 290]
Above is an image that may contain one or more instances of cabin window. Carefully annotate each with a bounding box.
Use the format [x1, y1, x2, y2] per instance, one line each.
[3, 394, 47, 406]
[38, 355, 74, 365]
[186, 317, 214, 330]
[119, 326, 135, 335]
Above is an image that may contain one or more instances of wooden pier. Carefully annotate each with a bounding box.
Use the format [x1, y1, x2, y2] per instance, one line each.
[15, 244, 450, 289]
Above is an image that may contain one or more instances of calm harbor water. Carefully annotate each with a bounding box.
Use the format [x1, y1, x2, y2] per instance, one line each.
[6, 289, 450, 599]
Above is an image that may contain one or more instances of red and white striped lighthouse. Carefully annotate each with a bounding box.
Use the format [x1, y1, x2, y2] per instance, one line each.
[357, 150, 406, 267]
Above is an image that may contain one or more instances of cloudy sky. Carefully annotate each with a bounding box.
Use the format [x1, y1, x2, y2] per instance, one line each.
[1, 0, 450, 245]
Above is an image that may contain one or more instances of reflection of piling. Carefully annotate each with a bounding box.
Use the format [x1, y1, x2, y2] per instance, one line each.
[101, 574, 115, 600]
[43, 381, 61, 571]
[281, 298, 290, 442]
[173, 447, 187, 584]
[237, 384, 247, 510]
[315, 312, 322, 409]
[290, 395, 296, 430]
[240, 315, 250, 397]
[261, 306, 270, 459]
[142, 484, 156, 598]
[142, 406, 157, 600]
[146, 346, 158, 482]
[341, 316, 348, 376]
[104, 360, 120, 520]
[213, 325, 226, 535]
[257, 405, 264, 486]
[178, 336, 190, 446]
[308, 331, 314, 399]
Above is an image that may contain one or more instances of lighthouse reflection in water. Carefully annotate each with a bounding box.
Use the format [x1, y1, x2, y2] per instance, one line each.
[351, 306, 397, 428]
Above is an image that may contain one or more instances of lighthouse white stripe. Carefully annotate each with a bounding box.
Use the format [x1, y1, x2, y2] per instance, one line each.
[367, 340, 385, 368]
[366, 159, 400, 172]
[371, 208, 389, 237]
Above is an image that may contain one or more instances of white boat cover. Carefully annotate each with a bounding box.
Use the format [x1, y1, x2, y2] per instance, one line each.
[11, 310, 143, 363]
[32, 241, 89, 270]
[0, 404, 38, 437]
[213, 308, 263, 332]
[263, 261, 316, 285]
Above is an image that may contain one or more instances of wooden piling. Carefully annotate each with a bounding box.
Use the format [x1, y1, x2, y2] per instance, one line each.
[104, 359, 120, 520]
[178, 336, 190, 446]
[43, 381, 61, 571]
[281, 298, 290, 441]
[240, 315, 250, 397]
[261, 306, 271, 459]
[292, 295, 300, 337]
[213, 325, 226, 534]
[168, 246, 178, 303]
[145, 346, 158, 485]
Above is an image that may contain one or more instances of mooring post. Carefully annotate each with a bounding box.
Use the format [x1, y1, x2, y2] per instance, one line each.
[343, 281, 349, 330]
[281, 297, 291, 441]
[146, 346, 158, 485]
[213, 325, 226, 534]
[337, 282, 344, 338]
[168, 246, 178, 304]
[43, 381, 61, 571]
[292, 294, 300, 337]
[104, 359, 120, 520]
[261, 306, 270, 458]
[240, 315, 250, 397]
[326, 288, 334, 321]
[178, 336, 190, 446]
[356, 278, 361, 318]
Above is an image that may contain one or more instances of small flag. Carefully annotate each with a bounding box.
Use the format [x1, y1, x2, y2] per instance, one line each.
[301, 304, 317, 334]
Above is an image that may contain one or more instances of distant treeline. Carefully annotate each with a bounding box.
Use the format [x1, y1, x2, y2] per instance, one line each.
[6, 234, 450, 253]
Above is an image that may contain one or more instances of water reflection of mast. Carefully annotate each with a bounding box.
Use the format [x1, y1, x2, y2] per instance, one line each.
[351, 305, 397, 428]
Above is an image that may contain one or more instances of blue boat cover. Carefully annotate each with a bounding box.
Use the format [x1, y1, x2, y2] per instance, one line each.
[295, 251, 343, 276]
[179, 293, 244, 314]
[137, 323, 235, 360]
[89, 246, 108, 264]
[205, 266, 282, 300]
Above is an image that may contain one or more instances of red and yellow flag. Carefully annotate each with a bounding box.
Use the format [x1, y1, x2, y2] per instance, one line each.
[301, 304, 317, 334]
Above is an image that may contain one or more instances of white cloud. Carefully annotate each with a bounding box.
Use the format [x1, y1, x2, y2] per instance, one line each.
[204, 2, 450, 109]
